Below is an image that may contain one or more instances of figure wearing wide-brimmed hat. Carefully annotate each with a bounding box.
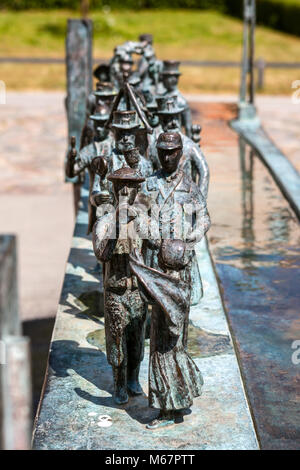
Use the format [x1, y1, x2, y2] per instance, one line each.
[136, 34, 163, 94]
[113, 73, 154, 159]
[141, 89, 160, 141]
[150, 96, 209, 200]
[106, 109, 141, 173]
[83, 82, 116, 123]
[91, 110, 153, 210]
[110, 45, 139, 90]
[87, 81, 117, 118]
[159, 60, 193, 138]
[93, 166, 150, 405]
[66, 105, 113, 234]
[80, 82, 117, 150]
[80, 82, 117, 149]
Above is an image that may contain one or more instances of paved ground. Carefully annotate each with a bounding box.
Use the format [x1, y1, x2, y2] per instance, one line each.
[0, 92, 74, 322]
[187, 93, 300, 172]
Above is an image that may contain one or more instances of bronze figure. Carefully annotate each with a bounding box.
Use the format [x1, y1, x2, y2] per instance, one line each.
[160, 60, 193, 139]
[130, 132, 210, 429]
[66, 107, 112, 234]
[91, 110, 153, 211]
[80, 82, 117, 150]
[93, 167, 149, 404]
[150, 96, 209, 200]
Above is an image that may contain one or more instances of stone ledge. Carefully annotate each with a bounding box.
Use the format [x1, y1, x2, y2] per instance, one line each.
[231, 119, 300, 219]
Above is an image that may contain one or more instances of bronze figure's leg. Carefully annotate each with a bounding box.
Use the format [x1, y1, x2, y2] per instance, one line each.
[126, 295, 146, 396]
[105, 291, 129, 405]
[112, 363, 128, 405]
[127, 364, 143, 396]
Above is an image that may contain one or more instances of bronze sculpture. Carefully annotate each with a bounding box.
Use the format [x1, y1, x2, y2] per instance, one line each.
[130, 240, 204, 429]
[66, 108, 113, 234]
[160, 60, 193, 139]
[90, 110, 153, 212]
[80, 82, 117, 149]
[140, 131, 210, 338]
[84, 36, 212, 429]
[150, 96, 209, 199]
[137, 34, 163, 93]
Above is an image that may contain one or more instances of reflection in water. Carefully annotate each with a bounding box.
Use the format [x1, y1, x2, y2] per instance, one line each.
[267, 205, 291, 246]
[236, 138, 298, 268]
[239, 137, 254, 246]
[239, 138, 255, 270]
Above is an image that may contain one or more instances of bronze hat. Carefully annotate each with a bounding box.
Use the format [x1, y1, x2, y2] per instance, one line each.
[156, 132, 183, 150]
[119, 52, 134, 64]
[161, 60, 181, 76]
[107, 166, 145, 183]
[94, 82, 117, 97]
[156, 96, 184, 115]
[93, 63, 110, 81]
[139, 33, 153, 44]
[90, 103, 110, 122]
[112, 110, 140, 130]
[128, 74, 141, 86]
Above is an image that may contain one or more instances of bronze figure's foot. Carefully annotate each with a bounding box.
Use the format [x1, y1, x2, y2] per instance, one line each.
[146, 411, 175, 430]
[114, 389, 129, 405]
[127, 380, 143, 396]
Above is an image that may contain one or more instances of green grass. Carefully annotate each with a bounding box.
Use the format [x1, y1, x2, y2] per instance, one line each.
[270, 0, 300, 4]
[0, 8, 299, 93]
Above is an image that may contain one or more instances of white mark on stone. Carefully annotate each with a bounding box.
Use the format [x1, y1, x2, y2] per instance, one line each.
[97, 415, 113, 427]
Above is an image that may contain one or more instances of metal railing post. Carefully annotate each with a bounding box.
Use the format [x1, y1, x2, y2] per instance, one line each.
[65, 19, 93, 213]
[0, 235, 32, 450]
[256, 58, 266, 90]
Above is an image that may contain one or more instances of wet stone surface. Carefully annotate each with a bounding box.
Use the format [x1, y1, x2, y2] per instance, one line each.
[207, 125, 300, 449]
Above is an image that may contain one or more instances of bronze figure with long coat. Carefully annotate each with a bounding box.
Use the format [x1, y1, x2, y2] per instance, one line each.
[130, 132, 210, 429]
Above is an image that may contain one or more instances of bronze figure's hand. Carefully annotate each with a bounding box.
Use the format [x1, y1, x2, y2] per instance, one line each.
[91, 156, 108, 177]
[68, 135, 77, 161]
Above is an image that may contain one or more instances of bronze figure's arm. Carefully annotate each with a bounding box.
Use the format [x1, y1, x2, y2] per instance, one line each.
[65, 136, 77, 178]
[191, 144, 210, 199]
[93, 213, 119, 263]
[181, 106, 193, 139]
[66, 136, 92, 178]
[186, 191, 211, 248]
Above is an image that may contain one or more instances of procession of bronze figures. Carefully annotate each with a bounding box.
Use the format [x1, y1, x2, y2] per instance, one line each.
[66, 33, 210, 430]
